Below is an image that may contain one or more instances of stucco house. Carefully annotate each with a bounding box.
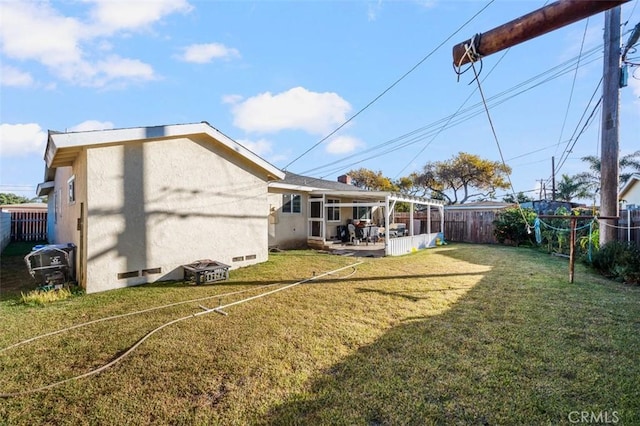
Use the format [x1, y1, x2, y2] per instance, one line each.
[36, 122, 284, 293]
[267, 172, 445, 256]
[619, 173, 640, 209]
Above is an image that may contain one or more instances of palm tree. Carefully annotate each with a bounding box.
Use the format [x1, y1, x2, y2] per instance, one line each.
[576, 150, 640, 192]
[556, 174, 591, 202]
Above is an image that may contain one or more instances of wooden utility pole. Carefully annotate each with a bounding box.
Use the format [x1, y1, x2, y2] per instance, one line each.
[599, 6, 622, 247]
[452, 0, 630, 66]
[452, 0, 628, 245]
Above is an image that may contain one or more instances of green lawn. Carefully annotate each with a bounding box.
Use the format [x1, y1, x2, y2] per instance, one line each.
[1, 244, 638, 425]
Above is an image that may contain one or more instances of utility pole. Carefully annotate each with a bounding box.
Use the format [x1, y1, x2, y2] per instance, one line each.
[599, 7, 622, 247]
[451, 0, 629, 245]
[452, 0, 630, 66]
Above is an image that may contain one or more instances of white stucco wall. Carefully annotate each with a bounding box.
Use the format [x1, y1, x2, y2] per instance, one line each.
[267, 190, 308, 249]
[84, 136, 270, 293]
[48, 153, 87, 284]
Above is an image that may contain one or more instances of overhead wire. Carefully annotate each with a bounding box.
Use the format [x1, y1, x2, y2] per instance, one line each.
[553, 17, 590, 158]
[393, 47, 512, 179]
[461, 40, 532, 230]
[300, 46, 603, 180]
[283, 0, 496, 171]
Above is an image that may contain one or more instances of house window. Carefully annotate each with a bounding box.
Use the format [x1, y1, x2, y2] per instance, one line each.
[327, 199, 340, 222]
[67, 176, 76, 205]
[283, 194, 301, 213]
[353, 201, 371, 221]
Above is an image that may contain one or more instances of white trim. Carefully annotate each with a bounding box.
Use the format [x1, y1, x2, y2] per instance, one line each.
[67, 175, 76, 205]
[619, 173, 640, 200]
[36, 181, 55, 196]
[47, 122, 285, 180]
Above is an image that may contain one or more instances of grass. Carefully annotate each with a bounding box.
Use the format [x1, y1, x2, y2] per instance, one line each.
[0, 244, 639, 425]
[1, 241, 48, 301]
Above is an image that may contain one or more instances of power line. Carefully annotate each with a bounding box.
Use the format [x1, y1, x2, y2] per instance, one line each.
[299, 45, 603, 179]
[283, 0, 496, 170]
[554, 17, 590, 158]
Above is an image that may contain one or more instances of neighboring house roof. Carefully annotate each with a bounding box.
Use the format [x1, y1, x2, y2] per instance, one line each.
[445, 201, 514, 211]
[1, 203, 48, 212]
[269, 172, 444, 207]
[42, 122, 285, 182]
[619, 173, 640, 201]
[269, 172, 367, 192]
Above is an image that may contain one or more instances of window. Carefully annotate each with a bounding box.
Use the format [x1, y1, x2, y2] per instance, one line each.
[67, 176, 76, 204]
[327, 199, 340, 222]
[353, 201, 371, 221]
[283, 194, 301, 213]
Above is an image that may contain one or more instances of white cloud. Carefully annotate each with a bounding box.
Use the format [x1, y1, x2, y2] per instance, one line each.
[222, 94, 244, 104]
[237, 138, 272, 157]
[179, 43, 240, 63]
[326, 135, 364, 154]
[0, 65, 34, 87]
[0, 2, 83, 65]
[87, 0, 193, 35]
[0, 123, 47, 156]
[367, 1, 382, 21]
[0, 0, 191, 88]
[95, 55, 156, 84]
[67, 120, 115, 132]
[231, 87, 352, 134]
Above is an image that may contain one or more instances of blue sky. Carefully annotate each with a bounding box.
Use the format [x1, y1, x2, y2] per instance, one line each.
[1, 0, 639, 202]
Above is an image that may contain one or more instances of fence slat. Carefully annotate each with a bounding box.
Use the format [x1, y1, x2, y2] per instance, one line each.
[396, 209, 639, 245]
[9, 211, 47, 242]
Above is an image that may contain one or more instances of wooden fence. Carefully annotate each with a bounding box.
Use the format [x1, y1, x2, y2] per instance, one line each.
[395, 209, 640, 245]
[616, 209, 640, 246]
[10, 211, 48, 242]
[394, 210, 499, 244]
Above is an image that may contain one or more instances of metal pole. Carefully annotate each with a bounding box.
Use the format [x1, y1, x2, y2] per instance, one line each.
[569, 216, 577, 283]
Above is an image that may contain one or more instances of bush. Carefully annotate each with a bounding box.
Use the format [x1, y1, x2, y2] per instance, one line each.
[493, 207, 537, 246]
[590, 241, 640, 284]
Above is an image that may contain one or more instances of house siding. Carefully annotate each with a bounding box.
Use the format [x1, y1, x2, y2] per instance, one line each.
[47, 149, 87, 285]
[267, 190, 308, 249]
[620, 182, 640, 207]
[84, 136, 269, 293]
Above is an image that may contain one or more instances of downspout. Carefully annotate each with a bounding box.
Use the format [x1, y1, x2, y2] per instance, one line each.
[427, 204, 431, 235]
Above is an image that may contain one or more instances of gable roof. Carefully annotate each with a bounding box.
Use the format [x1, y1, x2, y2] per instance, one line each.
[269, 172, 445, 208]
[269, 172, 368, 192]
[619, 173, 640, 200]
[44, 122, 284, 181]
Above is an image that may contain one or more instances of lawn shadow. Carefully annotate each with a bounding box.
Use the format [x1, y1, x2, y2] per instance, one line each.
[264, 245, 640, 425]
[0, 242, 48, 301]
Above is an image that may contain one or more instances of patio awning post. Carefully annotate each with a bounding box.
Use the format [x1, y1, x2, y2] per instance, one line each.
[409, 202, 415, 236]
[384, 195, 391, 256]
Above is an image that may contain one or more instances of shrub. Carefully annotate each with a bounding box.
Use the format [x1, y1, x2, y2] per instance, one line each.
[590, 241, 640, 284]
[493, 207, 537, 246]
